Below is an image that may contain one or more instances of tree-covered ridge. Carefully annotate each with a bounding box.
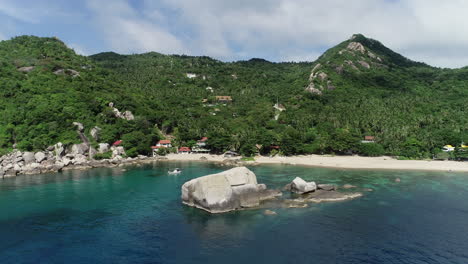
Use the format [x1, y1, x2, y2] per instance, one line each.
[0, 36, 159, 155]
[0, 34, 467, 159]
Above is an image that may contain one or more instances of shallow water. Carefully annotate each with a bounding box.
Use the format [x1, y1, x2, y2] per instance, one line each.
[1, 162, 468, 264]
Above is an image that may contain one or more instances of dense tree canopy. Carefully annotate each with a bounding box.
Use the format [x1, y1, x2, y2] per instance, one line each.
[0, 34, 467, 159]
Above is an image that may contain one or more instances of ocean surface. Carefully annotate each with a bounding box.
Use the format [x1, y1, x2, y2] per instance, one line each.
[1, 162, 468, 264]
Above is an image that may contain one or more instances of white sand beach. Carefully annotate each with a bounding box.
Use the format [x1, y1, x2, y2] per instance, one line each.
[163, 153, 468, 172]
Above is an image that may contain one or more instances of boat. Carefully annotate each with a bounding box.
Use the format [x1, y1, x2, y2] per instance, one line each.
[168, 168, 182, 175]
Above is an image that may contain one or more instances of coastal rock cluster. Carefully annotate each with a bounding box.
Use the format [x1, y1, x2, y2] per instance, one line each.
[0, 122, 145, 178]
[0, 145, 149, 178]
[181, 167, 281, 213]
[181, 168, 362, 214]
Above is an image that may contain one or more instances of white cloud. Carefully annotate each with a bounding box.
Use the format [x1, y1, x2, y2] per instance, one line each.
[138, 0, 468, 67]
[86, 0, 187, 55]
[1, 0, 468, 67]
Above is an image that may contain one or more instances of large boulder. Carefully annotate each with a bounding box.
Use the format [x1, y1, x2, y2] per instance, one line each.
[181, 167, 280, 213]
[290, 177, 317, 194]
[34, 152, 47, 163]
[70, 143, 89, 156]
[98, 143, 109, 154]
[54, 142, 65, 158]
[23, 152, 36, 165]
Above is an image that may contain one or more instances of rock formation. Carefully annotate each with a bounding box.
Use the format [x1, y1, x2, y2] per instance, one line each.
[181, 167, 281, 213]
[90, 126, 101, 141]
[289, 177, 317, 194]
[109, 102, 135, 121]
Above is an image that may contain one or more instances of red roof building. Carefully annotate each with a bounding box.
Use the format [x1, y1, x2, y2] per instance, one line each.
[179, 147, 191, 153]
[113, 140, 123, 146]
[158, 140, 172, 144]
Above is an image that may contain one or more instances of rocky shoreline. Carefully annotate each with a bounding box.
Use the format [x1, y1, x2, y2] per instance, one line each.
[0, 147, 156, 178]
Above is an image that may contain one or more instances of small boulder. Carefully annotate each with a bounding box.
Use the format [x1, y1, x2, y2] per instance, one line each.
[23, 152, 36, 165]
[290, 177, 317, 194]
[98, 143, 109, 154]
[90, 126, 101, 141]
[70, 143, 89, 156]
[54, 142, 65, 158]
[18, 66, 35, 73]
[73, 122, 84, 132]
[34, 152, 46, 163]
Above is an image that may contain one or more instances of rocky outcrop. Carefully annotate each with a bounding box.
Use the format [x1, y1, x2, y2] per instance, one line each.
[109, 102, 135, 121]
[18, 66, 35, 73]
[54, 69, 80, 77]
[0, 147, 152, 178]
[181, 167, 281, 213]
[90, 126, 101, 141]
[358, 60, 371, 69]
[347, 42, 366, 54]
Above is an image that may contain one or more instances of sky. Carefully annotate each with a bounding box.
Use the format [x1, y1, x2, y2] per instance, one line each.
[0, 0, 467, 68]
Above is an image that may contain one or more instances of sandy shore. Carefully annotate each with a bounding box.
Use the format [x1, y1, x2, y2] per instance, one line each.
[163, 154, 468, 172]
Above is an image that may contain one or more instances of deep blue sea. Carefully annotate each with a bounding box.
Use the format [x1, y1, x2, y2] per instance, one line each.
[1, 162, 468, 264]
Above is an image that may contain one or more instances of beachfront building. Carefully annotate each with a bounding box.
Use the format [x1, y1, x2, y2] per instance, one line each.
[151, 140, 172, 157]
[192, 137, 210, 153]
[156, 140, 172, 148]
[178, 147, 191, 154]
[361, 136, 375, 143]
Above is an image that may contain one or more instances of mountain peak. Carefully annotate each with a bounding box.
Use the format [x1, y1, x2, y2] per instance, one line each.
[305, 34, 430, 95]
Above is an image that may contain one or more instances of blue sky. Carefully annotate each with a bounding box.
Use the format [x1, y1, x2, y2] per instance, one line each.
[1, 0, 467, 68]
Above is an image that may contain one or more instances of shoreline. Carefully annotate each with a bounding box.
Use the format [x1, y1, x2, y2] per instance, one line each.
[3, 153, 468, 179]
[162, 154, 468, 173]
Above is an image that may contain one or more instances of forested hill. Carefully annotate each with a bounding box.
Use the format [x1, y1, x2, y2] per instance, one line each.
[0, 34, 467, 159]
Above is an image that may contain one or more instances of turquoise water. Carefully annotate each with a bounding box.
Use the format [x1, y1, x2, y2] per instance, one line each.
[1, 162, 468, 263]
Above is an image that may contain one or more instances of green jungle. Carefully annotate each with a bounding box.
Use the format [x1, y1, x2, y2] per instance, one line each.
[1, 34, 467, 159]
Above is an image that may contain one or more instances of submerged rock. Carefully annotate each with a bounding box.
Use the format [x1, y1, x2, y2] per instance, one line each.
[317, 184, 336, 191]
[181, 167, 281, 213]
[264, 210, 277, 216]
[343, 184, 357, 189]
[290, 190, 363, 204]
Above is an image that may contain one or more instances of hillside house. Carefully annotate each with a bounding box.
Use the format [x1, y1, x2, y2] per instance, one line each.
[361, 136, 375, 143]
[197, 137, 208, 147]
[186, 73, 197, 79]
[155, 140, 172, 148]
[215, 96, 232, 103]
